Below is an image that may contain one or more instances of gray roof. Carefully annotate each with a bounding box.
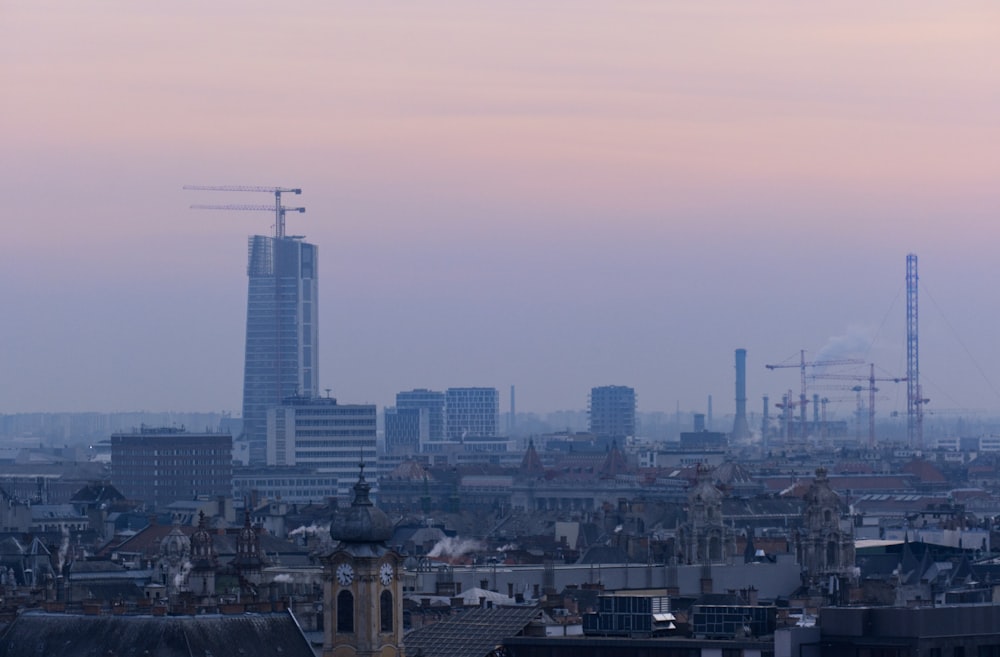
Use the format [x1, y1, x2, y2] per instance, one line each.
[0, 610, 315, 657]
[405, 605, 540, 657]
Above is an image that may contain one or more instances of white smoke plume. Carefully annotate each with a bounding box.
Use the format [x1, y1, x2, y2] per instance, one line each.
[289, 523, 329, 537]
[814, 326, 873, 365]
[173, 561, 192, 589]
[427, 536, 483, 559]
[496, 544, 517, 552]
[57, 528, 70, 572]
[272, 573, 294, 583]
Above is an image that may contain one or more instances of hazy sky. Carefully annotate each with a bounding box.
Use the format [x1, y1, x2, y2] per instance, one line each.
[3, 2, 1000, 422]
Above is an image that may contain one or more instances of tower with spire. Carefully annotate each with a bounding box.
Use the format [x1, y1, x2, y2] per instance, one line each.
[321, 463, 404, 657]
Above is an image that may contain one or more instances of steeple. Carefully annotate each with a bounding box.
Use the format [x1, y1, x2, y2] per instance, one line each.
[520, 439, 544, 476]
[322, 463, 405, 657]
[330, 463, 393, 544]
[599, 439, 629, 477]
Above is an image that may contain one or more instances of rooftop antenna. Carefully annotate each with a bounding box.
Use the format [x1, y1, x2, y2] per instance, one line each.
[183, 185, 303, 238]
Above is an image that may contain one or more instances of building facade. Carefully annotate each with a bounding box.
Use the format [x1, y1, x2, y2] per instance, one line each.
[232, 466, 338, 506]
[110, 427, 233, 509]
[266, 396, 376, 499]
[445, 387, 499, 440]
[383, 407, 427, 455]
[396, 389, 445, 442]
[589, 385, 636, 439]
[385, 389, 447, 455]
[242, 235, 319, 465]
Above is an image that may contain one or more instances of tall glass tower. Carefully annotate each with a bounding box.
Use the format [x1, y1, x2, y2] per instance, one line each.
[242, 235, 318, 464]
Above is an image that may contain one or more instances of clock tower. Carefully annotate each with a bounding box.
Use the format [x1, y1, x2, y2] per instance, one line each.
[322, 464, 404, 657]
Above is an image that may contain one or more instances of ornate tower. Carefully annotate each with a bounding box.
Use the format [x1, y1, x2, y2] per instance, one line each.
[231, 508, 267, 589]
[797, 467, 855, 580]
[677, 465, 735, 564]
[157, 523, 191, 594]
[189, 511, 217, 597]
[323, 464, 404, 657]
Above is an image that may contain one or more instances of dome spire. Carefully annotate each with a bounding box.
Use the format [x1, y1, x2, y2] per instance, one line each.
[329, 462, 392, 543]
[352, 460, 373, 506]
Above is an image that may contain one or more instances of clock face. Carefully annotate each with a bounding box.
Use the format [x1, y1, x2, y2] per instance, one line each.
[379, 562, 394, 586]
[336, 563, 354, 587]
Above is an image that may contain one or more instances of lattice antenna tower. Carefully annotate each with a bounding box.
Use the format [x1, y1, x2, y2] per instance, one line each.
[906, 253, 922, 446]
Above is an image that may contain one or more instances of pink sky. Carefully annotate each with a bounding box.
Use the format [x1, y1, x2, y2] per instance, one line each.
[2, 2, 1000, 420]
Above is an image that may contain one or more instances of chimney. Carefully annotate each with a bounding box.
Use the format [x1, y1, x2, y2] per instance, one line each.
[731, 349, 751, 442]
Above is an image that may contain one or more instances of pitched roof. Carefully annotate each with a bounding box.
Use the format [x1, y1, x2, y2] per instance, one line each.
[404, 605, 540, 657]
[901, 458, 948, 484]
[0, 611, 314, 657]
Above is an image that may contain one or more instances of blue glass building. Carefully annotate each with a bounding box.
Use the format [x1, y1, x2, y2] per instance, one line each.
[242, 235, 318, 464]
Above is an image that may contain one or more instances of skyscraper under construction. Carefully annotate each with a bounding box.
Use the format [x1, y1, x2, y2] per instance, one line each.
[243, 234, 318, 464]
[186, 184, 317, 466]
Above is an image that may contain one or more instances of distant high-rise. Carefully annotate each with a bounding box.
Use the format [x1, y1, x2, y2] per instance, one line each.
[588, 385, 636, 439]
[397, 389, 445, 442]
[385, 388, 446, 454]
[242, 235, 318, 464]
[445, 387, 499, 439]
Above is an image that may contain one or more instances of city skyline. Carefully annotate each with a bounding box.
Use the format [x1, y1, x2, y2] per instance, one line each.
[3, 3, 1000, 418]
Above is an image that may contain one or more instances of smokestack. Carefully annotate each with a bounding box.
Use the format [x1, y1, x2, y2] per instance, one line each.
[707, 395, 713, 430]
[762, 395, 769, 452]
[509, 385, 516, 434]
[731, 349, 751, 442]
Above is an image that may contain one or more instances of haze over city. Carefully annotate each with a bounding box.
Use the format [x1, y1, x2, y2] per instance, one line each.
[3, 3, 1000, 419]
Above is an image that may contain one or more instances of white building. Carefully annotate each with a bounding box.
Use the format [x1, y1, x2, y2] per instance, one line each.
[445, 387, 499, 439]
[266, 396, 376, 499]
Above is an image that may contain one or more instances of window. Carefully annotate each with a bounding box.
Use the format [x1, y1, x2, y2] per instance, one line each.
[380, 590, 393, 632]
[337, 590, 354, 633]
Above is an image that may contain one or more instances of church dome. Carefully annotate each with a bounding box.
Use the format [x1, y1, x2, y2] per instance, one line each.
[161, 525, 190, 558]
[330, 464, 393, 544]
[805, 467, 841, 508]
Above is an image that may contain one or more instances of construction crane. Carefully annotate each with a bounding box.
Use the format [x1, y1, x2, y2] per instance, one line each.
[813, 387, 890, 443]
[765, 350, 864, 440]
[811, 364, 905, 447]
[183, 185, 303, 238]
[190, 203, 306, 239]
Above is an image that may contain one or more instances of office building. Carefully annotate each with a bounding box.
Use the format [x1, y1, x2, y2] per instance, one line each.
[384, 407, 426, 455]
[384, 388, 446, 454]
[266, 396, 376, 499]
[242, 235, 319, 465]
[445, 387, 499, 439]
[111, 427, 233, 509]
[588, 385, 636, 439]
[397, 389, 445, 441]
